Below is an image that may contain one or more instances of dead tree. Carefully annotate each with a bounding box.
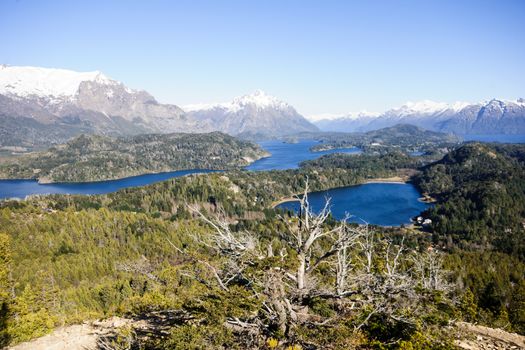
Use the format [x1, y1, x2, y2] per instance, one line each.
[334, 220, 363, 297]
[411, 248, 451, 292]
[176, 180, 453, 339]
[283, 180, 363, 296]
[176, 205, 258, 291]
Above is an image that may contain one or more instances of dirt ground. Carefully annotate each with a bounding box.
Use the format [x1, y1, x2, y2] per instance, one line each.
[455, 322, 525, 349]
[8, 319, 525, 350]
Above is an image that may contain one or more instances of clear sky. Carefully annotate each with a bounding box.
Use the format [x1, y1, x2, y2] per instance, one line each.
[1, 0, 524, 116]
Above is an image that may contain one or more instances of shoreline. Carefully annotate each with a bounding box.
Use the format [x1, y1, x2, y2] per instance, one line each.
[364, 175, 410, 184]
[0, 169, 218, 185]
[0, 150, 270, 185]
[271, 196, 300, 207]
[272, 176, 412, 208]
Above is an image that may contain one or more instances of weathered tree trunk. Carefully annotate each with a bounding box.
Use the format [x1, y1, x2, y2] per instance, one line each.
[297, 252, 306, 291]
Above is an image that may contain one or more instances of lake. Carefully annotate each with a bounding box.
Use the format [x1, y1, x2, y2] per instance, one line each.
[0, 169, 216, 199]
[245, 139, 360, 171]
[277, 183, 430, 226]
[0, 140, 430, 226]
[0, 140, 359, 199]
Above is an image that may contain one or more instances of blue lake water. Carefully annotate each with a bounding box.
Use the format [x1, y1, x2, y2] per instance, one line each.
[461, 134, 525, 143]
[277, 183, 430, 226]
[0, 140, 431, 226]
[245, 140, 361, 171]
[0, 169, 216, 199]
[0, 140, 359, 199]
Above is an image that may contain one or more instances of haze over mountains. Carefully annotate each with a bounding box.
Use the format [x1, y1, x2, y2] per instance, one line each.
[312, 99, 525, 134]
[1, 65, 524, 152]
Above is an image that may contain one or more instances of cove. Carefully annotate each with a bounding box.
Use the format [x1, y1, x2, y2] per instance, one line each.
[245, 139, 361, 171]
[277, 183, 430, 226]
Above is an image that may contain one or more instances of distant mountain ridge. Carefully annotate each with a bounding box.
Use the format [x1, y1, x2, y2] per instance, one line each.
[2, 65, 522, 151]
[185, 90, 318, 139]
[313, 98, 525, 135]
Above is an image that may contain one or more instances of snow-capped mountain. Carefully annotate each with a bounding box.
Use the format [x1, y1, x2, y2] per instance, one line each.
[312, 111, 380, 133]
[185, 90, 318, 139]
[0, 65, 205, 149]
[313, 99, 525, 135]
[0, 65, 119, 99]
[0, 66, 317, 149]
[185, 89, 291, 113]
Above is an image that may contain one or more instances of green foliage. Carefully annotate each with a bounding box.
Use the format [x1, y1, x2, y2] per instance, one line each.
[509, 279, 525, 334]
[158, 324, 235, 350]
[0, 233, 11, 347]
[415, 143, 525, 260]
[397, 331, 455, 350]
[294, 322, 365, 349]
[8, 285, 56, 343]
[459, 289, 478, 322]
[0, 132, 267, 182]
[307, 124, 460, 155]
[445, 251, 525, 332]
[302, 151, 421, 176]
[1, 143, 524, 347]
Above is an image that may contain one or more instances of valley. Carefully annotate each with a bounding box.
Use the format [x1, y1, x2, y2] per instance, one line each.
[1, 138, 524, 349]
[1, 5, 524, 347]
[1, 78, 524, 347]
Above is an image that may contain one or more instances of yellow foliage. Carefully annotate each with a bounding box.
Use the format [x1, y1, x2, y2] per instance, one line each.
[266, 337, 279, 348]
[286, 345, 302, 350]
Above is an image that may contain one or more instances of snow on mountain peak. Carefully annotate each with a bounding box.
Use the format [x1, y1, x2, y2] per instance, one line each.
[306, 113, 344, 122]
[389, 99, 471, 116]
[232, 90, 288, 109]
[0, 65, 120, 98]
[394, 100, 449, 115]
[307, 110, 380, 122]
[184, 90, 291, 113]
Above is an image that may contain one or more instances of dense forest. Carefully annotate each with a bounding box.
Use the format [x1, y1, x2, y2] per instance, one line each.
[0, 132, 268, 183]
[0, 142, 524, 348]
[0, 183, 457, 349]
[414, 143, 525, 260]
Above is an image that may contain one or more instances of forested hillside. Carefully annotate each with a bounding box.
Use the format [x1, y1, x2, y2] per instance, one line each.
[0, 174, 458, 349]
[1, 145, 524, 348]
[414, 143, 525, 260]
[305, 124, 460, 155]
[0, 132, 268, 183]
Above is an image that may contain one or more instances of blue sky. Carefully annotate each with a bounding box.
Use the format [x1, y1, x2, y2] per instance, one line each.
[1, 0, 524, 116]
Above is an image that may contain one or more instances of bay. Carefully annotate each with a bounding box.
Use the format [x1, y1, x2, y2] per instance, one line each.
[277, 183, 430, 226]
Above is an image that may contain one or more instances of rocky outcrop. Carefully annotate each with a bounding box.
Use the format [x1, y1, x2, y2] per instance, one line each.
[455, 322, 525, 350]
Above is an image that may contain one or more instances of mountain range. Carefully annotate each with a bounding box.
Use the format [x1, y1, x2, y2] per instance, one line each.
[1, 65, 524, 152]
[312, 99, 525, 134]
[0, 65, 315, 150]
